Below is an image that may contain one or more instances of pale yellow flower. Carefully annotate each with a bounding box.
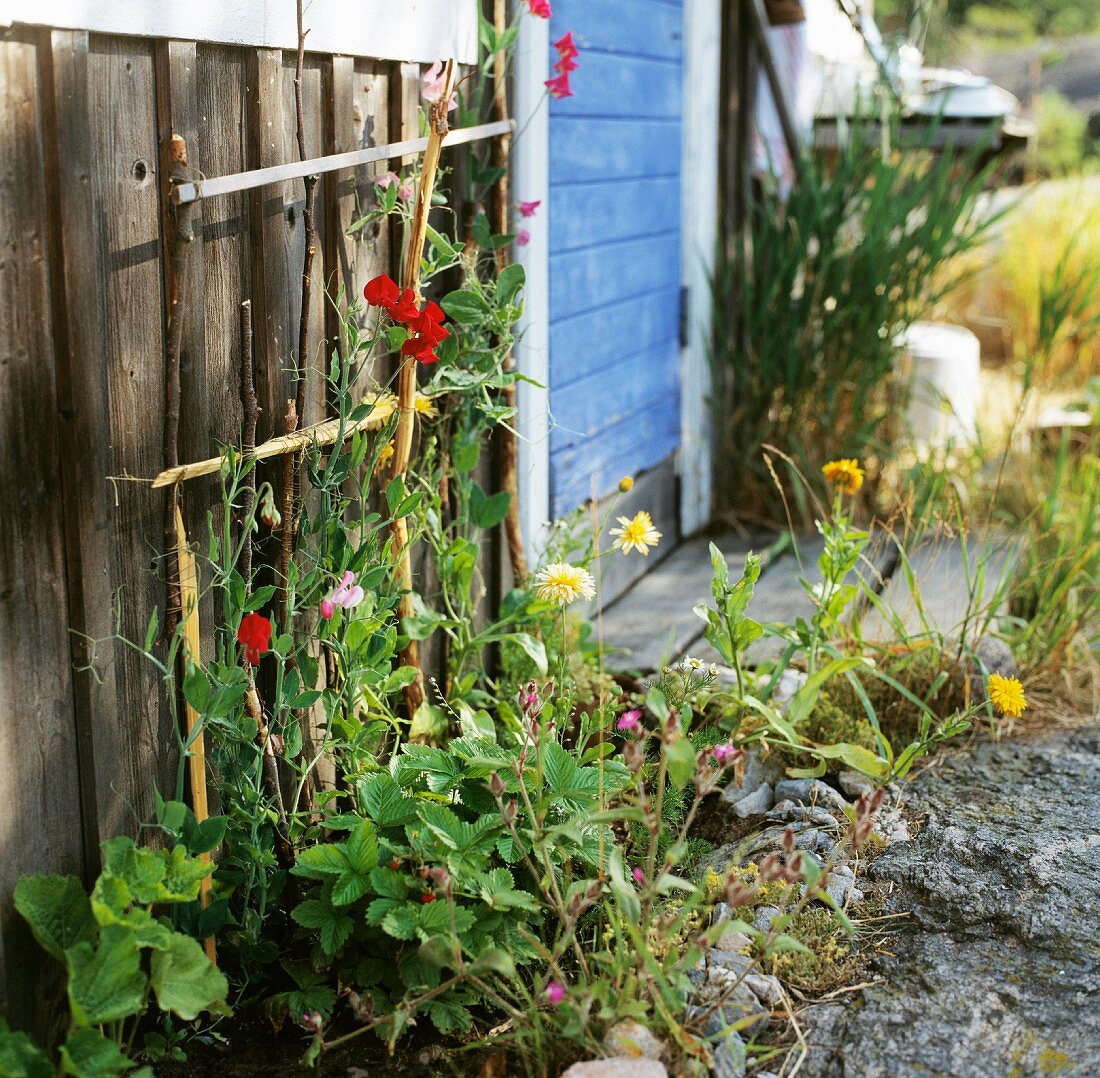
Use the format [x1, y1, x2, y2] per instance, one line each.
[988, 674, 1026, 719]
[535, 562, 596, 606]
[822, 458, 864, 495]
[610, 511, 662, 556]
[362, 390, 398, 430]
[414, 393, 438, 419]
[374, 439, 395, 475]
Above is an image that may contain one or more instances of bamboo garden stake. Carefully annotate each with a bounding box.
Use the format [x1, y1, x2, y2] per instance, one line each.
[390, 59, 457, 722]
[174, 506, 216, 963]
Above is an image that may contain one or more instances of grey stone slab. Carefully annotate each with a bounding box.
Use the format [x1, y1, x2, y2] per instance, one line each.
[857, 532, 1020, 643]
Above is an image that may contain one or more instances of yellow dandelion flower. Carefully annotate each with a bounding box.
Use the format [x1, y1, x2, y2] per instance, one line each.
[413, 393, 438, 419]
[535, 562, 596, 606]
[374, 439, 395, 475]
[618, 475, 635, 492]
[609, 510, 662, 556]
[362, 390, 398, 430]
[988, 674, 1026, 719]
[822, 458, 864, 495]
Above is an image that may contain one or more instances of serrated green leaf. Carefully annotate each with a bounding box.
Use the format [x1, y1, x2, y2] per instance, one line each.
[0, 1018, 53, 1078]
[99, 837, 167, 906]
[292, 844, 349, 878]
[159, 845, 213, 903]
[67, 925, 147, 1027]
[291, 900, 331, 929]
[381, 904, 421, 941]
[360, 773, 419, 828]
[331, 872, 371, 906]
[60, 1028, 133, 1076]
[469, 946, 516, 978]
[13, 875, 96, 963]
[149, 931, 229, 1020]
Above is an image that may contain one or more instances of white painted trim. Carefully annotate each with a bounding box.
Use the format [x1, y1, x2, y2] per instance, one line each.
[679, 0, 721, 536]
[0, 0, 479, 64]
[513, 10, 552, 564]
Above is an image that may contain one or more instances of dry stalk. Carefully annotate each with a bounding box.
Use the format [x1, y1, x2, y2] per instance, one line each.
[390, 59, 457, 722]
[239, 300, 257, 584]
[490, 0, 528, 584]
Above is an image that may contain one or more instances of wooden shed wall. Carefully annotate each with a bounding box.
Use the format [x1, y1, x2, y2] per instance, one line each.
[0, 27, 421, 1032]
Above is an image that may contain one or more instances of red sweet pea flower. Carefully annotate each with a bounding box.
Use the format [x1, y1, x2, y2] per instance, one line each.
[237, 612, 273, 665]
[363, 274, 399, 309]
[389, 288, 420, 325]
[555, 54, 579, 74]
[527, 0, 552, 17]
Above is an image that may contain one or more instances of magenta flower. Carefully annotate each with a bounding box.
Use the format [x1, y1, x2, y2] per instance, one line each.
[545, 980, 566, 1005]
[518, 200, 541, 218]
[617, 709, 642, 732]
[421, 61, 457, 110]
[632, 867, 645, 884]
[321, 571, 365, 621]
[554, 31, 578, 58]
[516, 229, 531, 247]
[544, 71, 573, 99]
[527, 0, 552, 17]
[713, 743, 738, 765]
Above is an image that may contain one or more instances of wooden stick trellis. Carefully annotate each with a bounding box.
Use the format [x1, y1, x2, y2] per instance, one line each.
[152, 59, 510, 731]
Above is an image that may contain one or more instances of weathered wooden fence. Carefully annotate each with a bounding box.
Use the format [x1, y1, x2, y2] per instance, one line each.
[0, 27, 439, 1031]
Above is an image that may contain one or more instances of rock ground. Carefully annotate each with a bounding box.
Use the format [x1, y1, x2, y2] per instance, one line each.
[797, 726, 1100, 1077]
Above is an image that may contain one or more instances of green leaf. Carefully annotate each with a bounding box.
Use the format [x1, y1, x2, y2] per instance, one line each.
[425, 997, 473, 1034]
[469, 485, 511, 530]
[292, 844, 349, 878]
[496, 263, 525, 306]
[0, 1019, 53, 1078]
[409, 702, 449, 742]
[331, 872, 371, 906]
[184, 815, 228, 856]
[60, 1028, 134, 1077]
[469, 946, 516, 978]
[510, 632, 548, 676]
[345, 820, 379, 875]
[148, 931, 229, 1020]
[67, 924, 148, 1027]
[766, 933, 815, 956]
[159, 845, 213, 903]
[664, 736, 698, 790]
[440, 289, 490, 325]
[418, 935, 457, 970]
[99, 837, 167, 906]
[786, 656, 872, 727]
[360, 773, 419, 828]
[13, 875, 96, 963]
[368, 868, 409, 900]
[291, 900, 331, 929]
[808, 741, 890, 780]
[381, 904, 421, 941]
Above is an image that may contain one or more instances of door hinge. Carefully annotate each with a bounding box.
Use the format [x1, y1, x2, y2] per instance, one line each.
[679, 285, 690, 348]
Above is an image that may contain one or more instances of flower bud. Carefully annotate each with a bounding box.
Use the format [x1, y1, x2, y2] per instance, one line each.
[259, 485, 281, 528]
[489, 771, 506, 798]
[502, 800, 518, 825]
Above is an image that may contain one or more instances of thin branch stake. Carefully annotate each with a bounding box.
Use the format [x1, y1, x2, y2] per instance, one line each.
[390, 59, 457, 722]
[490, 0, 528, 583]
[239, 300, 257, 584]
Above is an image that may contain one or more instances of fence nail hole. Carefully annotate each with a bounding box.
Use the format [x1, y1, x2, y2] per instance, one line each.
[130, 159, 152, 189]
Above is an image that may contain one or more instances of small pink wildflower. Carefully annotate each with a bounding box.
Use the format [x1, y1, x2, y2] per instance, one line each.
[545, 980, 566, 1005]
[518, 200, 541, 218]
[516, 229, 531, 247]
[321, 570, 365, 621]
[375, 171, 413, 201]
[617, 709, 642, 732]
[713, 743, 739, 765]
[421, 61, 458, 110]
[527, 0, 552, 17]
[632, 867, 645, 884]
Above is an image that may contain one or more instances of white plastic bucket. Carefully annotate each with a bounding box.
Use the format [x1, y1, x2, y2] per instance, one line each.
[895, 322, 980, 448]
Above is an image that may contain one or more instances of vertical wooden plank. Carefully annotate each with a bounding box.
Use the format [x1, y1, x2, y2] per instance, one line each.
[40, 29, 119, 858]
[0, 31, 86, 1037]
[323, 55, 391, 383]
[389, 62, 421, 279]
[196, 44, 249, 452]
[88, 32, 175, 828]
[248, 48, 294, 441]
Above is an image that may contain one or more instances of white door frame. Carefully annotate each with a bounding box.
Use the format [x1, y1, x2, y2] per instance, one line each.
[513, 10, 552, 566]
[679, 0, 721, 536]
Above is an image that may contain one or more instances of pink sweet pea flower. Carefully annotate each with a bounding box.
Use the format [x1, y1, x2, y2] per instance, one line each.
[545, 980, 566, 1005]
[554, 31, 578, 58]
[617, 709, 642, 731]
[516, 229, 531, 247]
[321, 571, 365, 621]
[421, 61, 458, 110]
[375, 171, 414, 201]
[527, 0, 552, 17]
[518, 200, 541, 218]
[544, 72, 573, 99]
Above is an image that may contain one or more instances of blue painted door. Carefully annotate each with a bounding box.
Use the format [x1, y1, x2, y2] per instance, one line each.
[548, 0, 684, 515]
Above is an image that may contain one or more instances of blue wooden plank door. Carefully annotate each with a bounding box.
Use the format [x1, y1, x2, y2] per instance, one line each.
[547, 0, 684, 515]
